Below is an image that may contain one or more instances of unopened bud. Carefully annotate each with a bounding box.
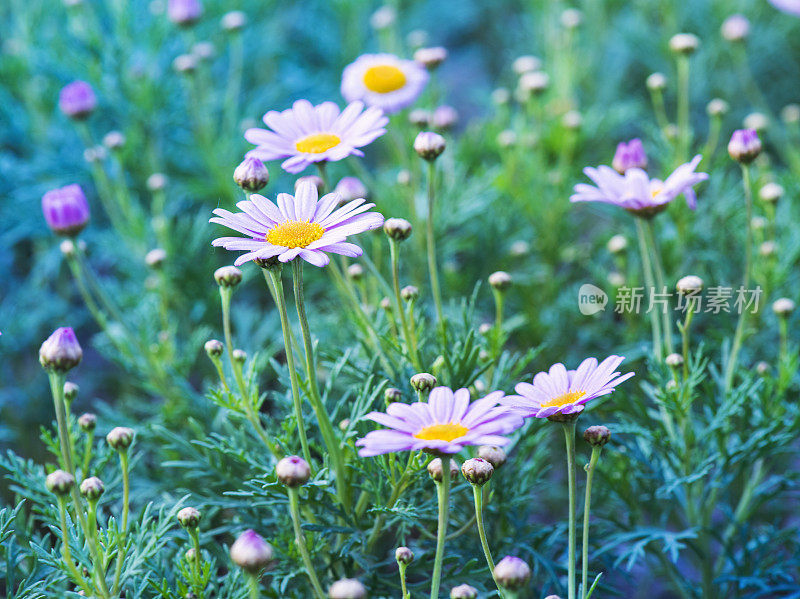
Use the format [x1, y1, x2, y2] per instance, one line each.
[722, 14, 749, 42]
[205, 339, 224, 358]
[477, 445, 507, 469]
[40, 327, 83, 372]
[414, 46, 447, 70]
[230, 529, 274, 574]
[706, 98, 729, 117]
[80, 476, 104, 500]
[512, 55, 541, 75]
[64, 381, 79, 402]
[669, 33, 700, 55]
[427, 457, 458, 482]
[488, 271, 512, 291]
[781, 104, 800, 124]
[646, 72, 667, 91]
[46, 470, 75, 496]
[78, 413, 97, 432]
[395, 546, 414, 565]
[102, 131, 126, 150]
[450, 584, 478, 599]
[145, 248, 167, 269]
[347, 264, 364, 281]
[233, 157, 269, 192]
[177, 506, 201, 529]
[232, 349, 247, 364]
[146, 173, 168, 192]
[493, 556, 531, 590]
[328, 578, 367, 599]
[728, 129, 762, 164]
[409, 109, 431, 128]
[676, 275, 703, 295]
[276, 455, 311, 487]
[461, 457, 494, 486]
[432, 105, 458, 131]
[334, 177, 368, 202]
[106, 426, 134, 451]
[607, 234, 627, 254]
[665, 353, 684, 369]
[221, 10, 247, 31]
[401, 285, 419, 302]
[583, 425, 611, 447]
[214, 265, 243, 287]
[384, 218, 412, 241]
[772, 298, 795, 317]
[410, 373, 436, 392]
[759, 182, 783, 204]
[414, 132, 446, 161]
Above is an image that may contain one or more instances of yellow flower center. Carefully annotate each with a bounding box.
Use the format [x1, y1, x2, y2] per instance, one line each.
[414, 423, 469, 442]
[541, 390, 586, 408]
[363, 65, 407, 94]
[295, 133, 341, 154]
[650, 184, 663, 199]
[266, 220, 325, 249]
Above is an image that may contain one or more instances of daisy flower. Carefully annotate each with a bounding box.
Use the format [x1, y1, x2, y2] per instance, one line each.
[570, 155, 708, 217]
[341, 53, 429, 114]
[501, 356, 634, 419]
[769, 0, 800, 16]
[210, 180, 383, 267]
[244, 100, 388, 174]
[356, 386, 524, 456]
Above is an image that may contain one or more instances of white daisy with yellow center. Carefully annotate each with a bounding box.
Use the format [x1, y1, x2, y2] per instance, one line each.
[341, 53, 429, 114]
[245, 100, 388, 174]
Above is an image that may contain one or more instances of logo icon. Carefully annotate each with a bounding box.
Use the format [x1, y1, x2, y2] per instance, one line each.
[578, 284, 608, 316]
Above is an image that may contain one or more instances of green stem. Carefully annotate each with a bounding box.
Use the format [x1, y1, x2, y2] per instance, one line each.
[676, 55, 691, 163]
[563, 422, 577, 599]
[57, 497, 94, 596]
[247, 574, 260, 599]
[81, 430, 94, 478]
[425, 161, 447, 349]
[635, 217, 663, 361]
[86, 499, 111, 598]
[389, 238, 422, 370]
[264, 269, 313, 467]
[430, 469, 451, 599]
[189, 528, 203, 597]
[473, 484, 504, 597]
[399, 562, 410, 599]
[112, 450, 130, 595]
[644, 218, 674, 354]
[681, 307, 695, 379]
[287, 488, 326, 599]
[724, 165, 753, 391]
[291, 261, 351, 512]
[649, 88, 670, 134]
[581, 446, 602, 599]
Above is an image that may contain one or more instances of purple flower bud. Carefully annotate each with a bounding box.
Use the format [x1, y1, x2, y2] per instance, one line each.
[168, 0, 202, 25]
[493, 556, 531, 590]
[334, 177, 369, 202]
[328, 578, 367, 599]
[80, 476, 104, 500]
[106, 426, 135, 451]
[233, 156, 269, 192]
[728, 129, 762, 163]
[461, 457, 494, 486]
[230, 529, 274, 573]
[59, 81, 96, 120]
[612, 139, 647, 174]
[450, 584, 478, 599]
[46, 470, 75, 496]
[414, 131, 446, 161]
[432, 105, 458, 131]
[413, 46, 448, 70]
[276, 455, 311, 487]
[39, 327, 83, 372]
[42, 184, 90, 237]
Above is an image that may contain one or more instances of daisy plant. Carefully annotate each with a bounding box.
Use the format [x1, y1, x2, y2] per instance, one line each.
[358, 386, 524, 599]
[571, 151, 708, 361]
[341, 53, 429, 114]
[211, 180, 384, 513]
[503, 356, 633, 599]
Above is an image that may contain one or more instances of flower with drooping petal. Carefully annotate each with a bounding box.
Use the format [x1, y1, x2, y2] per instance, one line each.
[769, 0, 800, 16]
[245, 100, 388, 174]
[356, 386, 524, 456]
[210, 181, 383, 267]
[341, 53, 429, 114]
[501, 356, 634, 419]
[570, 155, 708, 216]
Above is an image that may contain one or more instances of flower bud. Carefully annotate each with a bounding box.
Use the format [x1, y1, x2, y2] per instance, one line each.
[205, 339, 224, 359]
[401, 285, 419, 302]
[461, 457, 494, 486]
[80, 476, 104, 500]
[561, 8, 582, 28]
[414, 132, 446, 161]
[665, 353, 684, 369]
[380, 297, 392, 311]
[427, 457, 458, 482]
[145, 248, 167, 269]
[606, 234, 628, 254]
[728, 129, 762, 164]
[395, 546, 414, 565]
[759, 240, 776, 257]
[232, 349, 247, 364]
[168, 0, 203, 26]
[612, 138, 647, 174]
[646, 72, 667, 91]
[544, 596, 563, 599]
[384, 387, 402, 403]
[744, 112, 769, 132]
[347, 264, 364, 281]
[512, 55, 541, 75]
[276, 455, 311, 487]
[78, 412, 97, 432]
[669, 33, 700, 55]
[432, 105, 458, 131]
[221, 10, 247, 31]
[102, 131, 126, 150]
[608, 271, 625, 287]
[781, 104, 800, 124]
[488, 271, 512, 291]
[706, 98, 729, 117]
[295, 175, 324, 195]
[450, 584, 478, 599]
[406, 28, 428, 49]
[583, 425, 611, 447]
[328, 578, 367, 599]
[397, 169, 412, 186]
[477, 445, 507, 469]
[106, 426, 134, 451]
[40, 327, 83, 372]
[59, 81, 97, 120]
[233, 156, 269, 192]
[562, 110, 582, 130]
[192, 42, 214, 61]
[146, 173, 168, 192]
[384, 218, 413, 242]
[759, 182, 783, 205]
[214, 265, 243, 287]
[185, 548, 197, 562]
[414, 46, 448, 70]
[493, 556, 531, 590]
[230, 529, 274, 574]
[491, 88, 511, 106]
[177, 506, 201, 529]
[722, 14, 749, 42]
[518, 71, 549, 96]
[339, 418, 351, 431]
[497, 129, 517, 148]
[370, 5, 396, 30]
[676, 275, 703, 295]
[410, 373, 436, 392]
[334, 177, 368, 202]
[42, 184, 90, 237]
[46, 470, 75, 496]
[756, 361, 770, 375]
[173, 54, 198, 74]
[772, 298, 795, 317]
[408, 109, 431, 128]
[64, 381, 79, 403]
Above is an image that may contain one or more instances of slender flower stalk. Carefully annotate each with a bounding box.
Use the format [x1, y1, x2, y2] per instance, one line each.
[188, 527, 203, 596]
[287, 487, 326, 599]
[472, 484, 504, 596]
[425, 160, 447, 347]
[581, 443, 604, 599]
[388, 237, 421, 369]
[635, 217, 663, 360]
[55, 495, 93, 596]
[111, 449, 130, 595]
[676, 55, 691, 162]
[563, 421, 578, 599]
[724, 164, 753, 390]
[84, 490, 111, 598]
[291, 261, 351, 511]
[430, 468, 451, 599]
[643, 219, 674, 354]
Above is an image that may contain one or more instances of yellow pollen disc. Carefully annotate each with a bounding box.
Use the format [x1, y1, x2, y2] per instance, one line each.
[414, 423, 469, 442]
[266, 220, 325, 249]
[295, 133, 341, 154]
[541, 390, 587, 408]
[650, 185, 663, 199]
[363, 65, 407, 94]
